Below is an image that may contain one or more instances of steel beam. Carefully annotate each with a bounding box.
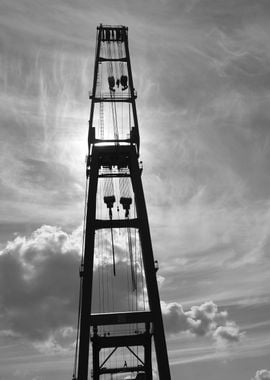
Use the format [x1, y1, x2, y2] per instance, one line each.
[94, 218, 139, 230]
[99, 366, 145, 374]
[129, 146, 171, 380]
[90, 311, 152, 326]
[92, 333, 150, 349]
[77, 158, 99, 380]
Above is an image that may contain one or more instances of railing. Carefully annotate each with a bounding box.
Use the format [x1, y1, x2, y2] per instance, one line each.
[89, 91, 137, 100]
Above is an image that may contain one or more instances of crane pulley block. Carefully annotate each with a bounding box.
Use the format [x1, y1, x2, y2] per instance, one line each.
[103, 195, 116, 210]
[120, 196, 132, 217]
[120, 196, 132, 210]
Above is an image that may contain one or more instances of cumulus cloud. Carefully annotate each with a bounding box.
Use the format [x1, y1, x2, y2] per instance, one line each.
[0, 224, 243, 353]
[0, 225, 146, 350]
[252, 369, 270, 380]
[161, 300, 242, 344]
[0, 225, 81, 347]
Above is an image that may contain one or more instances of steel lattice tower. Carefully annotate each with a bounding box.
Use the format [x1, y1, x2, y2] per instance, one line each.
[74, 24, 171, 380]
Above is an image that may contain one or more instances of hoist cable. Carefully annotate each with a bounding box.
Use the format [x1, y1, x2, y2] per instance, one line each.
[126, 234, 131, 311]
[113, 42, 119, 83]
[104, 176, 114, 197]
[110, 222, 116, 276]
[72, 275, 83, 379]
[119, 177, 136, 293]
[97, 188, 104, 315]
[101, 228, 105, 313]
[119, 176, 130, 198]
[129, 103, 131, 132]
[105, 240, 110, 312]
[119, 42, 124, 76]
[134, 226, 138, 311]
[99, 59, 104, 139]
[110, 97, 119, 141]
[138, 230, 146, 311]
[103, 174, 116, 278]
[106, 40, 119, 142]
[127, 222, 136, 291]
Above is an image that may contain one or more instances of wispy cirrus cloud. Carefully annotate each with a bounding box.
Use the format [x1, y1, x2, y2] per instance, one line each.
[1, 0, 270, 379]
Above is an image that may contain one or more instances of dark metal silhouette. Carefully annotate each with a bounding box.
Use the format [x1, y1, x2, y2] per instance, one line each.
[75, 24, 171, 380]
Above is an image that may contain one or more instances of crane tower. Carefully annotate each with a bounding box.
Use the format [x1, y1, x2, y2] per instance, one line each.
[73, 24, 171, 380]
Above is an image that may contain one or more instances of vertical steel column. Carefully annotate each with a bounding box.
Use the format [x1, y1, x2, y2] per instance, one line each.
[123, 28, 140, 152]
[92, 326, 100, 380]
[88, 26, 102, 151]
[77, 153, 99, 380]
[129, 147, 171, 380]
[144, 323, 153, 380]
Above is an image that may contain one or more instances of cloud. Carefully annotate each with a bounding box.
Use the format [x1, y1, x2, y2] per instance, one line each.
[252, 370, 270, 380]
[0, 224, 243, 354]
[1, 4, 270, 380]
[0, 225, 81, 345]
[161, 300, 242, 344]
[0, 225, 146, 351]
[213, 323, 241, 344]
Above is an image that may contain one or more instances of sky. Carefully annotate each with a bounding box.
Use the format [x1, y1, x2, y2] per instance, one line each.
[0, 0, 270, 379]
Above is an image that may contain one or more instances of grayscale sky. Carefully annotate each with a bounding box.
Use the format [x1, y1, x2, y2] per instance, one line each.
[0, 1, 270, 380]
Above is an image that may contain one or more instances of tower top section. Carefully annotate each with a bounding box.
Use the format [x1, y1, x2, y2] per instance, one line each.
[97, 24, 128, 41]
[88, 23, 140, 156]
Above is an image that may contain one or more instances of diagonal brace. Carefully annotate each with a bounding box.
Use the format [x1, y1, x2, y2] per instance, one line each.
[126, 346, 144, 366]
[100, 347, 118, 369]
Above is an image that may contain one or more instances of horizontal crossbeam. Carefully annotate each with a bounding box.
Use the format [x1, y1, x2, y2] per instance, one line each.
[95, 218, 139, 230]
[89, 91, 137, 101]
[92, 333, 150, 349]
[91, 144, 132, 168]
[94, 138, 131, 143]
[90, 311, 152, 326]
[100, 365, 145, 374]
[90, 97, 134, 103]
[98, 173, 130, 178]
[99, 57, 127, 62]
